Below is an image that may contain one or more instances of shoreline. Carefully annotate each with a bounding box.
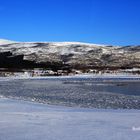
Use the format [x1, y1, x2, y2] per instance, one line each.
[1, 97, 140, 112]
[0, 74, 140, 80]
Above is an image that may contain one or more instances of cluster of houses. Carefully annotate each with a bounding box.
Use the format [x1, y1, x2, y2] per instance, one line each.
[0, 68, 140, 77]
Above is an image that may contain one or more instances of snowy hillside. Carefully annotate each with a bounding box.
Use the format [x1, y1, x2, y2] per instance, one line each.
[0, 39, 140, 69]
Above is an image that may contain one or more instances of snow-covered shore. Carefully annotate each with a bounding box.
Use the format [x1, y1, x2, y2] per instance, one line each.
[0, 74, 140, 80]
[0, 98, 140, 140]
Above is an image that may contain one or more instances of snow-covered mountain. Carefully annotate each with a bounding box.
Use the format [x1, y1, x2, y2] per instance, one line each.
[0, 39, 140, 69]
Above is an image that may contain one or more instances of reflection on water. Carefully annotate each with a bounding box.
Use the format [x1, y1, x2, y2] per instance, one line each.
[0, 77, 140, 109]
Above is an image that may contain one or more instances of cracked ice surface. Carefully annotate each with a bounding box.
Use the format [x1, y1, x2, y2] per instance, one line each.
[0, 77, 140, 109]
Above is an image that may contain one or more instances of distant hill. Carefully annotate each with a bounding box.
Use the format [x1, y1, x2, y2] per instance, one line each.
[0, 39, 140, 70]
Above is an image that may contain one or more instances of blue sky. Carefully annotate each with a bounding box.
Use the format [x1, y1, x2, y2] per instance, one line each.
[0, 0, 140, 45]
